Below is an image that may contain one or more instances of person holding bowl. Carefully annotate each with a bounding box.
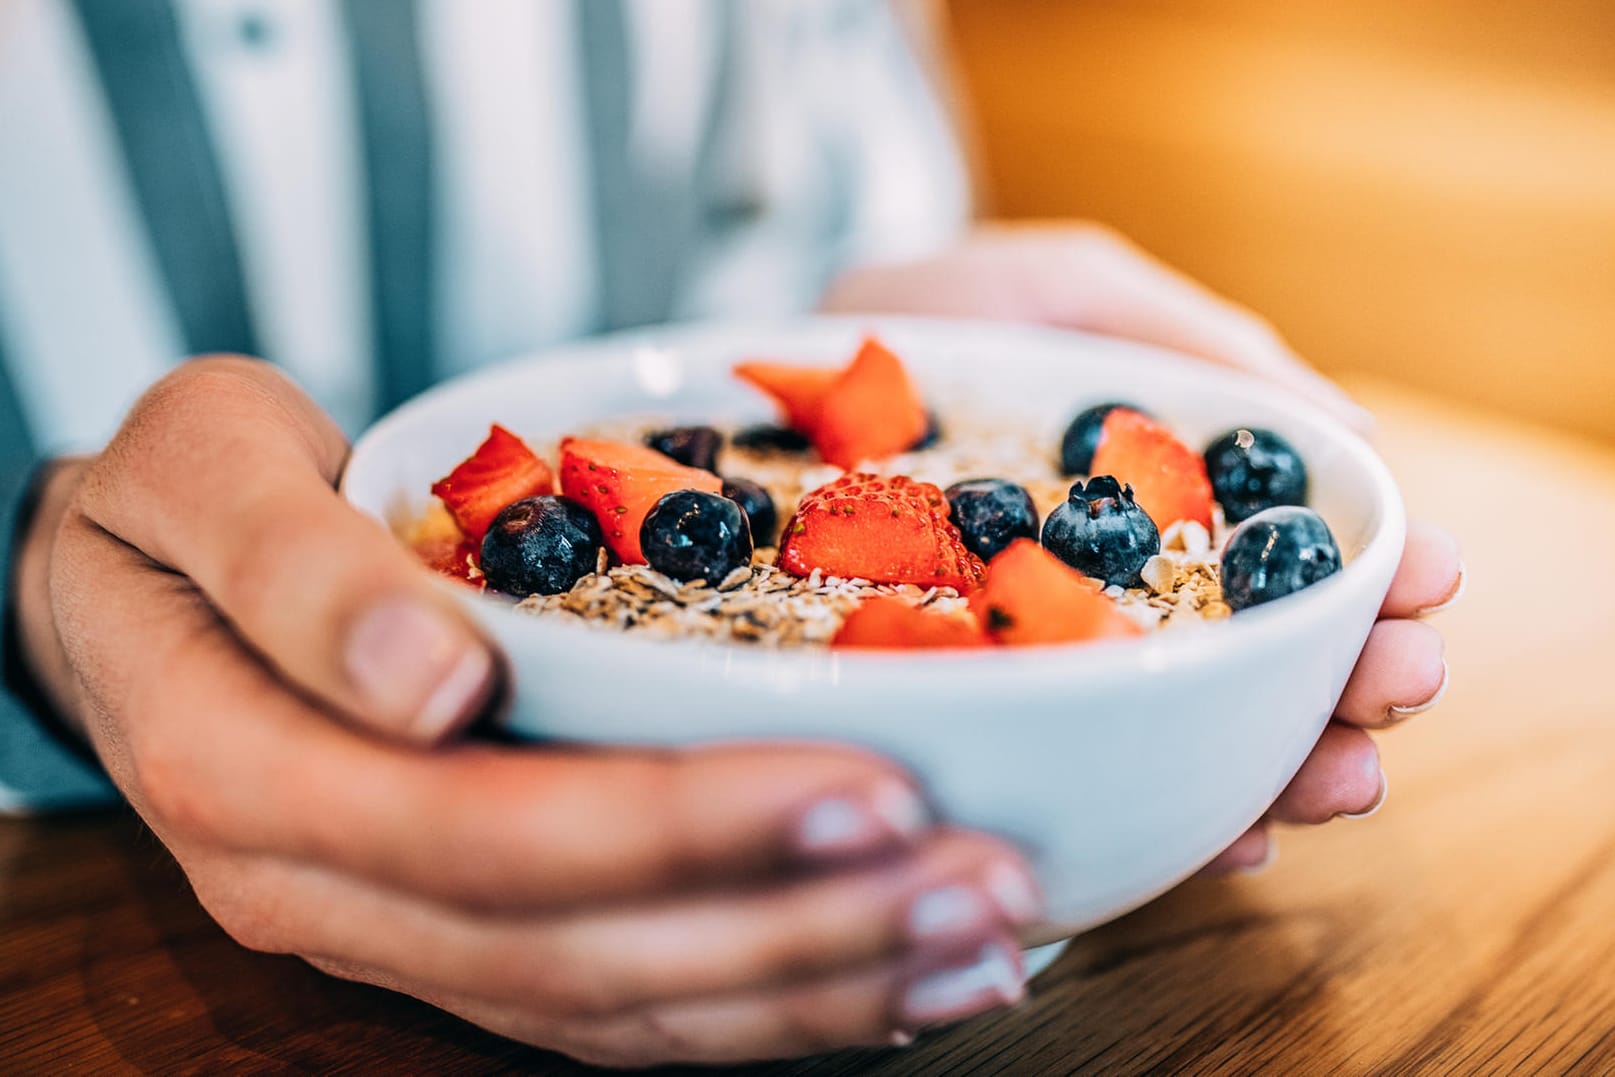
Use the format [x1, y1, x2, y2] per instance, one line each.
[0, 1, 1459, 1065]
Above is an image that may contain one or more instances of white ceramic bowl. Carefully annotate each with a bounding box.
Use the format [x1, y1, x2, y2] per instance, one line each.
[343, 316, 1404, 944]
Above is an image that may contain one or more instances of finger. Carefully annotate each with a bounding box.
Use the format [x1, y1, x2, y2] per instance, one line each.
[1266, 722, 1385, 824]
[308, 937, 1024, 1068]
[1198, 824, 1272, 876]
[550, 936, 1024, 1065]
[212, 829, 1038, 1020]
[1336, 619, 1448, 729]
[1021, 227, 1376, 433]
[76, 357, 495, 742]
[300, 954, 581, 1060]
[822, 227, 1373, 433]
[1381, 520, 1464, 618]
[302, 953, 619, 1065]
[52, 516, 931, 910]
[544, 830, 1038, 1015]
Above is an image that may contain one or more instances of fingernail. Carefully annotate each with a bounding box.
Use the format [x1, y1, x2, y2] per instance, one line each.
[418, 648, 495, 738]
[902, 942, 1025, 1026]
[872, 779, 930, 836]
[908, 886, 991, 941]
[1341, 769, 1389, 820]
[1387, 659, 1449, 723]
[888, 1029, 915, 1048]
[1417, 562, 1466, 616]
[983, 861, 1043, 925]
[1234, 835, 1278, 875]
[1202, 827, 1268, 876]
[346, 599, 492, 739]
[795, 780, 928, 859]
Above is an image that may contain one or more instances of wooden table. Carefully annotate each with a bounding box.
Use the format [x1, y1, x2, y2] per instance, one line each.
[5, 380, 1613, 1075]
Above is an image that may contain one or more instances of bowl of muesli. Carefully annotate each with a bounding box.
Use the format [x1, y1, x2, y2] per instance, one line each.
[343, 316, 1405, 941]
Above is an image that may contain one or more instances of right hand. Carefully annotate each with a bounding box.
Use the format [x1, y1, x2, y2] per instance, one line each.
[14, 358, 1041, 1067]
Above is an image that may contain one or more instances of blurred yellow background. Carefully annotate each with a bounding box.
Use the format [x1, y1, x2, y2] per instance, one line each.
[944, 0, 1615, 442]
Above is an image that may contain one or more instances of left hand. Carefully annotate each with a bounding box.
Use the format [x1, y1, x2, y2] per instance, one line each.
[823, 224, 1463, 871]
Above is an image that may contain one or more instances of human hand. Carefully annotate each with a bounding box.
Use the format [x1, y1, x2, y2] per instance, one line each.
[14, 358, 1043, 1066]
[1202, 519, 1459, 871]
[824, 225, 1462, 867]
[824, 223, 1373, 431]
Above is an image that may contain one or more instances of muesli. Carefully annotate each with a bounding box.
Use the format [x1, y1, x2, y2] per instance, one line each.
[407, 337, 1343, 650]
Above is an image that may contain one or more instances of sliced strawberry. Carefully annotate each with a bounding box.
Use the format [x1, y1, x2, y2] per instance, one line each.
[418, 533, 484, 588]
[734, 336, 929, 469]
[558, 437, 723, 564]
[732, 361, 838, 432]
[971, 539, 1143, 647]
[833, 596, 989, 650]
[813, 337, 929, 469]
[408, 503, 486, 588]
[1088, 409, 1214, 530]
[431, 424, 554, 545]
[778, 473, 986, 593]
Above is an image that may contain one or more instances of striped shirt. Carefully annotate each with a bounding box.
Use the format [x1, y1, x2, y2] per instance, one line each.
[0, 0, 969, 811]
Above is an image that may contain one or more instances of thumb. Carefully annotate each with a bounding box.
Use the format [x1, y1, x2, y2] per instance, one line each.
[79, 357, 498, 743]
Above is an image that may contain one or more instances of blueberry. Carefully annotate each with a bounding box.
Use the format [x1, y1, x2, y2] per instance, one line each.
[1220, 506, 1341, 612]
[721, 476, 778, 546]
[732, 423, 812, 453]
[945, 478, 1039, 563]
[641, 490, 754, 583]
[909, 411, 943, 451]
[1040, 475, 1160, 587]
[479, 495, 603, 597]
[1204, 428, 1308, 523]
[1059, 402, 1146, 475]
[645, 425, 723, 473]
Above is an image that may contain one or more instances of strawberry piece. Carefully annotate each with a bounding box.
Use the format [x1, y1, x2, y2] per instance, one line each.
[1088, 409, 1214, 530]
[408, 502, 486, 588]
[558, 437, 722, 564]
[833, 596, 989, 650]
[971, 540, 1144, 647]
[431, 424, 554, 545]
[778, 473, 986, 593]
[418, 534, 484, 588]
[813, 337, 929, 469]
[734, 336, 929, 469]
[732, 362, 838, 432]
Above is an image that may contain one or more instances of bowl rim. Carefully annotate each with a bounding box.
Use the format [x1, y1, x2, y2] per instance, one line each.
[343, 314, 1406, 685]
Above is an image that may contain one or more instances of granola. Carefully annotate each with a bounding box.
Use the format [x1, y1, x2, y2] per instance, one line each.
[406, 333, 1341, 647]
[493, 418, 1233, 647]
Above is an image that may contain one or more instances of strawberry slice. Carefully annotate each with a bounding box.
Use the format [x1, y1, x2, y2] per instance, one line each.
[813, 337, 929, 469]
[971, 539, 1144, 647]
[431, 424, 554, 545]
[734, 336, 929, 469]
[778, 473, 987, 593]
[408, 504, 486, 588]
[558, 437, 723, 564]
[833, 596, 989, 650]
[418, 533, 484, 588]
[732, 361, 838, 432]
[1088, 409, 1214, 530]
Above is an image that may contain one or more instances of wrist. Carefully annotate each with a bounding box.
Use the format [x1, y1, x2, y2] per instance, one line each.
[6, 457, 91, 739]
